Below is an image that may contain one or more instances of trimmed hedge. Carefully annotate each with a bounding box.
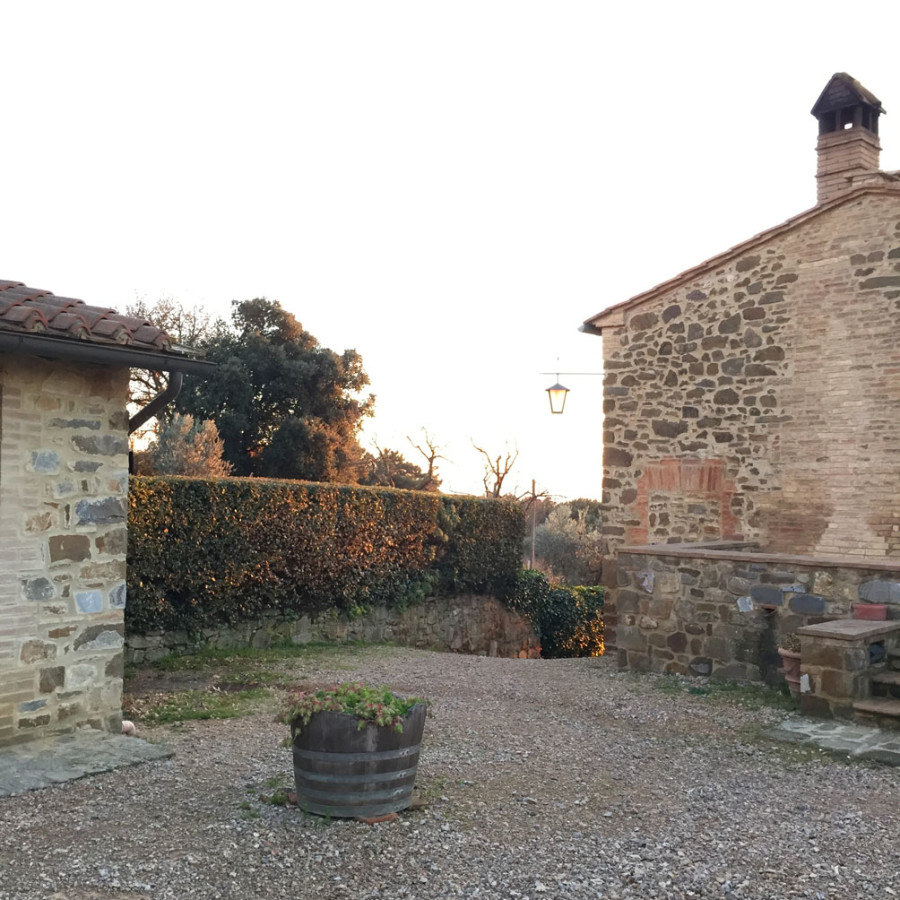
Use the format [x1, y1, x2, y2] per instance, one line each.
[507, 569, 605, 658]
[127, 476, 524, 634]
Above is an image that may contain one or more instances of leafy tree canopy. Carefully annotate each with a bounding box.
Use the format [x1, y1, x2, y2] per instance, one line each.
[557, 497, 602, 528]
[533, 500, 605, 586]
[176, 298, 373, 481]
[145, 413, 232, 477]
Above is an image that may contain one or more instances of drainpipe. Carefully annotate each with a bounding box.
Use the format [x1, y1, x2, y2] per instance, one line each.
[128, 372, 184, 474]
[129, 371, 184, 435]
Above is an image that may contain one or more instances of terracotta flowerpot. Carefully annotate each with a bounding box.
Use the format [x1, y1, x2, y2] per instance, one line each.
[778, 648, 802, 700]
[853, 603, 888, 621]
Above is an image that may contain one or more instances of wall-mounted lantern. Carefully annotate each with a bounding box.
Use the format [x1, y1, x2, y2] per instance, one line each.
[545, 379, 570, 414]
[541, 368, 602, 414]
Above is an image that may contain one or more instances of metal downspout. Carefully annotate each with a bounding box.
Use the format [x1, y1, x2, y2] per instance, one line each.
[128, 372, 185, 474]
[128, 371, 184, 435]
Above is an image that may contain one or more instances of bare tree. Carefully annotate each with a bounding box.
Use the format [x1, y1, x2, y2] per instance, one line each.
[472, 441, 519, 498]
[362, 430, 445, 492]
[407, 428, 445, 492]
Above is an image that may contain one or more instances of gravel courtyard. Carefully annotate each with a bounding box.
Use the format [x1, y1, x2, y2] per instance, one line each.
[1, 646, 898, 900]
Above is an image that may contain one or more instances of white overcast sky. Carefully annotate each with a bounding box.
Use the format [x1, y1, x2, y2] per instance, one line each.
[4, 2, 899, 499]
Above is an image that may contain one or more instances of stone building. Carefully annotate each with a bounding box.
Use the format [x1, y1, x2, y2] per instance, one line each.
[581, 75, 900, 717]
[0, 280, 212, 747]
[585, 73, 900, 561]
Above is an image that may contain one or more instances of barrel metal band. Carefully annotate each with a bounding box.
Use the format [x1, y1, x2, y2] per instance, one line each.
[292, 744, 421, 764]
[295, 763, 419, 787]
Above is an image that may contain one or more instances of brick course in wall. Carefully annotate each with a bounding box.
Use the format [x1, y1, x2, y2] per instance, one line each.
[816, 129, 882, 204]
[0, 356, 129, 746]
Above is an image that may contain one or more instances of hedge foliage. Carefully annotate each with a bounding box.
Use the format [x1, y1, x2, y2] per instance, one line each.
[127, 476, 524, 634]
[507, 569, 605, 658]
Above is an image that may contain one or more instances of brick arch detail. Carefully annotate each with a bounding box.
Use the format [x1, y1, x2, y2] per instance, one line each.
[625, 458, 739, 545]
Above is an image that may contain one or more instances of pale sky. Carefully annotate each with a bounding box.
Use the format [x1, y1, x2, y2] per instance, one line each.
[4, 2, 899, 499]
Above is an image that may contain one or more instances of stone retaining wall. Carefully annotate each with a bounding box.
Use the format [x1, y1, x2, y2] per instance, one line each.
[615, 541, 900, 683]
[126, 594, 541, 663]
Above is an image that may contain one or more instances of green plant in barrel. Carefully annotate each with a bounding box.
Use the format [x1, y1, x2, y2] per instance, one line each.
[278, 682, 425, 733]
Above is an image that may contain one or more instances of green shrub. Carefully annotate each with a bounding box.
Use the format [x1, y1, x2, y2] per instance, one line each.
[127, 476, 524, 635]
[434, 496, 524, 597]
[507, 569, 604, 658]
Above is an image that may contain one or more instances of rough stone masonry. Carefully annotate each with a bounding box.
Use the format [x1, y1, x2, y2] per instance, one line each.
[597, 191, 900, 562]
[0, 356, 129, 746]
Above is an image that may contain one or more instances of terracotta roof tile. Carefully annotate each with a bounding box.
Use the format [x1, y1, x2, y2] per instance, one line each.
[0, 279, 172, 352]
[47, 312, 91, 339]
[1, 305, 48, 331]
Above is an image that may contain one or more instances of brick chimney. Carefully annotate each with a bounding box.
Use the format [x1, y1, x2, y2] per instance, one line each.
[811, 73, 885, 204]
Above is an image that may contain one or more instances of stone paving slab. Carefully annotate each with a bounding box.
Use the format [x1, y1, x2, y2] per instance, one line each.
[0, 731, 172, 796]
[766, 716, 900, 765]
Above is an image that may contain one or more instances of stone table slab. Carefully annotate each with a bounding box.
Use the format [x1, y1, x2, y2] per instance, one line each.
[797, 619, 900, 640]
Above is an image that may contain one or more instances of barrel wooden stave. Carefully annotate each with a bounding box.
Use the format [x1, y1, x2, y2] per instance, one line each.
[291, 704, 426, 817]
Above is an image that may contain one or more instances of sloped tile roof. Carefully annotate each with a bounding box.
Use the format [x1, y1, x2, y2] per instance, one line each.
[0, 280, 172, 350]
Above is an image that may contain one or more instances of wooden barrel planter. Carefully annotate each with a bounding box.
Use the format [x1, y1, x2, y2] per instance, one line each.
[290, 703, 427, 818]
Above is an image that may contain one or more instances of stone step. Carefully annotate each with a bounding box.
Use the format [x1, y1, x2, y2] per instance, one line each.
[853, 698, 900, 731]
[871, 670, 900, 699]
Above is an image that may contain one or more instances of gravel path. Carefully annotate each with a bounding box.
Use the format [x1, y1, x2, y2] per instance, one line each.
[1, 647, 898, 900]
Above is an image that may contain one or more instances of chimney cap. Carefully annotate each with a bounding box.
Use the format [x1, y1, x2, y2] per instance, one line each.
[811, 72, 885, 119]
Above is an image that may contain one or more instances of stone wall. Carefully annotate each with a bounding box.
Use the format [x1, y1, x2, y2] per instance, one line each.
[126, 594, 541, 664]
[615, 541, 900, 683]
[600, 191, 900, 561]
[0, 357, 129, 746]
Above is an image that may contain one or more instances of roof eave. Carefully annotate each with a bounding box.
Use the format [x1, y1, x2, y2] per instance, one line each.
[0, 331, 217, 374]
